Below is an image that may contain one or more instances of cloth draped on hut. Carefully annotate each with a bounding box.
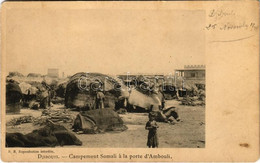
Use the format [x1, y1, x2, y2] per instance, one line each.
[19, 82, 38, 95]
[72, 109, 127, 133]
[122, 75, 163, 112]
[127, 89, 163, 111]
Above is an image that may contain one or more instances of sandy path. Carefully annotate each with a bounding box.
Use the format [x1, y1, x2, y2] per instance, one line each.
[6, 100, 205, 148]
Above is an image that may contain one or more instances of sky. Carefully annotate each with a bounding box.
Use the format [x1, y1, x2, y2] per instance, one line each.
[5, 8, 205, 76]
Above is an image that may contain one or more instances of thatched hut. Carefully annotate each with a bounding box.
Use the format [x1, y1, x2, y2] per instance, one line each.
[65, 72, 129, 110]
[6, 81, 23, 113]
[7, 72, 24, 78]
[27, 73, 42, 78]
[55, 78, 69, 98]
[56, 83, 66, 98]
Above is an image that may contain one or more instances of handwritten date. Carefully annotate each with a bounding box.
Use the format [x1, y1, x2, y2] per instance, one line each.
[206, 22, 258, 31]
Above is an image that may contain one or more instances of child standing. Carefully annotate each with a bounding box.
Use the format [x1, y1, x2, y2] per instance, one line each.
[145, 113, 159, 148]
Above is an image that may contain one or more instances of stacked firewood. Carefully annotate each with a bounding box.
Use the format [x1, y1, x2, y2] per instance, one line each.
[7, 109, 75, 127]
[6, 116, 35, 126]
[181, 96, 205, 106]
[40, 109, 74, 123]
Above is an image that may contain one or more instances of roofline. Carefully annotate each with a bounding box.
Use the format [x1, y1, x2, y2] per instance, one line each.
[175, 69, 205, 71]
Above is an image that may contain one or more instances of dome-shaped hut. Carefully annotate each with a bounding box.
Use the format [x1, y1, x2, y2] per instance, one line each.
[6, 81, 23, 113]
[65, 72, 129, 110]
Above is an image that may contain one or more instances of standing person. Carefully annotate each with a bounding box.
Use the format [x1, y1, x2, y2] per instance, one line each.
[39, 90, 49, 109]
[145, 113, 159, 148]
[175, 89, 180, 100]
[95, 90, 105, 109]
[41, 81, 51, 108]
[25, 89, 31, 102]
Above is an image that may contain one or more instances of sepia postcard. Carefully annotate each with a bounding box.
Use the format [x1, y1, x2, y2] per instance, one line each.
[1, 1, 259, 162]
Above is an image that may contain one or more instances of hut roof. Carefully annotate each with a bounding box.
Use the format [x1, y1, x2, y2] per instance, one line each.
[8, 72, 24, 78]
[65, 72, 130, 108]
[67, 72, 127, 92]
[6, 82, 22, 94]
[27, 73, 42, 78]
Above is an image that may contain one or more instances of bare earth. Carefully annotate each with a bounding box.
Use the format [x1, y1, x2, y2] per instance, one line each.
[6, 100, 205, 148]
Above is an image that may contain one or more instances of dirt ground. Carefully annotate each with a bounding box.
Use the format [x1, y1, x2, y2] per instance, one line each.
[6, 100, 205, 148]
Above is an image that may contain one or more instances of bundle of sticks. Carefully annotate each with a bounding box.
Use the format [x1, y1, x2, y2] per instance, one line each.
[6, 116, 35, 126]
[40, 109, 74, 123]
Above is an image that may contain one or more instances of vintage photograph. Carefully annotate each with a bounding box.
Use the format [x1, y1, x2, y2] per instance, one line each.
[4, 8, 206, 148]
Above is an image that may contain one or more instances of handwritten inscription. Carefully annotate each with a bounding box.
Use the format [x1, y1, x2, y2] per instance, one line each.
[206, 9, 258, 31]
[208, 9, 235, 21]
[206, 22, 258, 31]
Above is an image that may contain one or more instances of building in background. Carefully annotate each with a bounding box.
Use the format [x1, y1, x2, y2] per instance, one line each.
[175, 65, 205, 81]
[47, 68, 59, 78]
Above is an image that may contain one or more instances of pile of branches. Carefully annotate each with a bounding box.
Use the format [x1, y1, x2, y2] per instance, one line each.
[33, 116, 49, 126]
[198, 90, 205, 101]
[181, 97, 196, 106]
[33, 109, 74, 125]
[7, 109, 75, 127]
[181, 96, 205, 106]
[6, 116, 35, 126]
[181, 87, 205, 106]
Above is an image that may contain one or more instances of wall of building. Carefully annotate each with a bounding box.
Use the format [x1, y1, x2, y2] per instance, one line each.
[184, 70, 205, 79]
[47, 69, 59, 78]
